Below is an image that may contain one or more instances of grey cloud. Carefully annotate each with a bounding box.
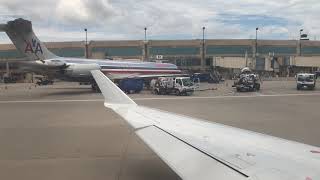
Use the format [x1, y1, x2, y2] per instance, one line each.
[0, 0, 319, 42]
[55, 0, 118, 26]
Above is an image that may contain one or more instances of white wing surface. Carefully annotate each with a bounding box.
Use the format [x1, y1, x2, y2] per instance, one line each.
[91, 70, 320, 180]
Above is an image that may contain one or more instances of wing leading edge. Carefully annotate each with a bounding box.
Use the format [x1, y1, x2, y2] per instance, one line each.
[91, 70, 320, 180]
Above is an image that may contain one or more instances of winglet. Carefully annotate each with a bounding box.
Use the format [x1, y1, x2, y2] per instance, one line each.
[91, 70, 136, 106]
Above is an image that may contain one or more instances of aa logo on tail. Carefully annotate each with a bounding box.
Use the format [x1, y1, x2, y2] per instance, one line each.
[25, 39, 43, 54]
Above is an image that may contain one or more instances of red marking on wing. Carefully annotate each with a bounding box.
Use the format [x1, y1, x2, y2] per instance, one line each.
[306, 177, 312, 180]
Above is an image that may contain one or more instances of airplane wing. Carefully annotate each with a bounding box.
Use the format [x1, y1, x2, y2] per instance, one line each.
[91, 70, 320, 180]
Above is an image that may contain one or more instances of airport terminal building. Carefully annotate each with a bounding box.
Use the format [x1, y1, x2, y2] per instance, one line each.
[1, 39, 320, 79]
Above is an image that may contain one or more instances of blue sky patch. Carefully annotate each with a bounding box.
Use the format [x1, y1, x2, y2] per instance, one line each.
[217, 14, 290, 28]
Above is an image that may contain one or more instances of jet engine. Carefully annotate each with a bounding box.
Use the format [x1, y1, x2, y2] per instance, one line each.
[42, 59, 66, 67]
[64, 64, 101, 77]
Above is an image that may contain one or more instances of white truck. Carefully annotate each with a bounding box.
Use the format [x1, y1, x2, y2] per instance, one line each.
[296, 73, 316, 90]
[151, 77, 195, 96]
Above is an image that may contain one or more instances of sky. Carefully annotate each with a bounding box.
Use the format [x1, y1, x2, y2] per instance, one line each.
[0, 0, 319, 43]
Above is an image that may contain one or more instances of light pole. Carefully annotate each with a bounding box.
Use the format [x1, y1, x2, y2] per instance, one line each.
[144, 27, 147, 41]
[202, 27, 206, 68]
[255, 27, 259, 59]
[202, 27, 205, 42]
[144, 27, 148, 61]
[299, 29, 303, 56]
[253, 27, 259, 69]
[84, 28, 88, 59]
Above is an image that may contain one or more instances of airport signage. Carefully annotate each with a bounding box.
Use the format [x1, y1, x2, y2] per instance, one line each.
[156, 55, 163, 60]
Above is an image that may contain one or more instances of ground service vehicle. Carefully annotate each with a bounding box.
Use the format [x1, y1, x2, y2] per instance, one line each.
[296, 73, 316, 90]
[191, 72, 222, 83]
[152, 77, 194, 96]
[3, 76, 17, 84]
[35, 77, 54, 86]
[118, 78, 144, 94]
[233, 68, 261, 92]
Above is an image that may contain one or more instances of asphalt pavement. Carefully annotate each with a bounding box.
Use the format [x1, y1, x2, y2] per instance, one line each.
[0, 81, 319, 180]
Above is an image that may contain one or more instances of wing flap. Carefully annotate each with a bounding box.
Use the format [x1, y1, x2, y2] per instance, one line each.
[136, 125, 248, 180]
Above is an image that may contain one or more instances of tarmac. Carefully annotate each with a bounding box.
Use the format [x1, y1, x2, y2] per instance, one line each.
[0, 80, 320, 180]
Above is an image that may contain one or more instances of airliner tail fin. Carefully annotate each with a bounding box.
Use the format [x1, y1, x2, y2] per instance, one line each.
[2, 18, 57, 60]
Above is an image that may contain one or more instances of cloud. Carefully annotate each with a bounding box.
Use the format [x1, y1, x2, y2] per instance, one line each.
[0, 0, 319, 43]
[55, 0, 118, 25]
